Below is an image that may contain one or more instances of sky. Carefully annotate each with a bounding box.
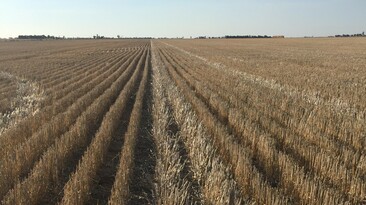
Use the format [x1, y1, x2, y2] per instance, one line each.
[0, 0, 365, 38]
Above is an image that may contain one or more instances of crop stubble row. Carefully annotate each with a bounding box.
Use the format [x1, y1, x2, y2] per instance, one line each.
[158, 41, 365, 204]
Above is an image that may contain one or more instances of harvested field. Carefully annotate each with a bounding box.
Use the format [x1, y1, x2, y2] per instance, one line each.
[0, 38, 365, 204]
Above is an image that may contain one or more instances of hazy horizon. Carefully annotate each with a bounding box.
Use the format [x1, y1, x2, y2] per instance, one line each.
[1, 0, 366, 38]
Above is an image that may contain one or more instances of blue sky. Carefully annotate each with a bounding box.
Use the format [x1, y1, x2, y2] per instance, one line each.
[0, 0, 365, 38]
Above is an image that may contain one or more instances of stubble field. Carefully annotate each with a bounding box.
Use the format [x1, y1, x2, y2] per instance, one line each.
[0, 38, 365, 205]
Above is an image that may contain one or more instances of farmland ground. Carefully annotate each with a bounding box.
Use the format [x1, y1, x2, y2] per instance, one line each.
[0, 38, 365, 205]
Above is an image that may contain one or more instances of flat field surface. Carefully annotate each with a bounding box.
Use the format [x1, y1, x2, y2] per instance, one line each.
[0, 38, 365, 204]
